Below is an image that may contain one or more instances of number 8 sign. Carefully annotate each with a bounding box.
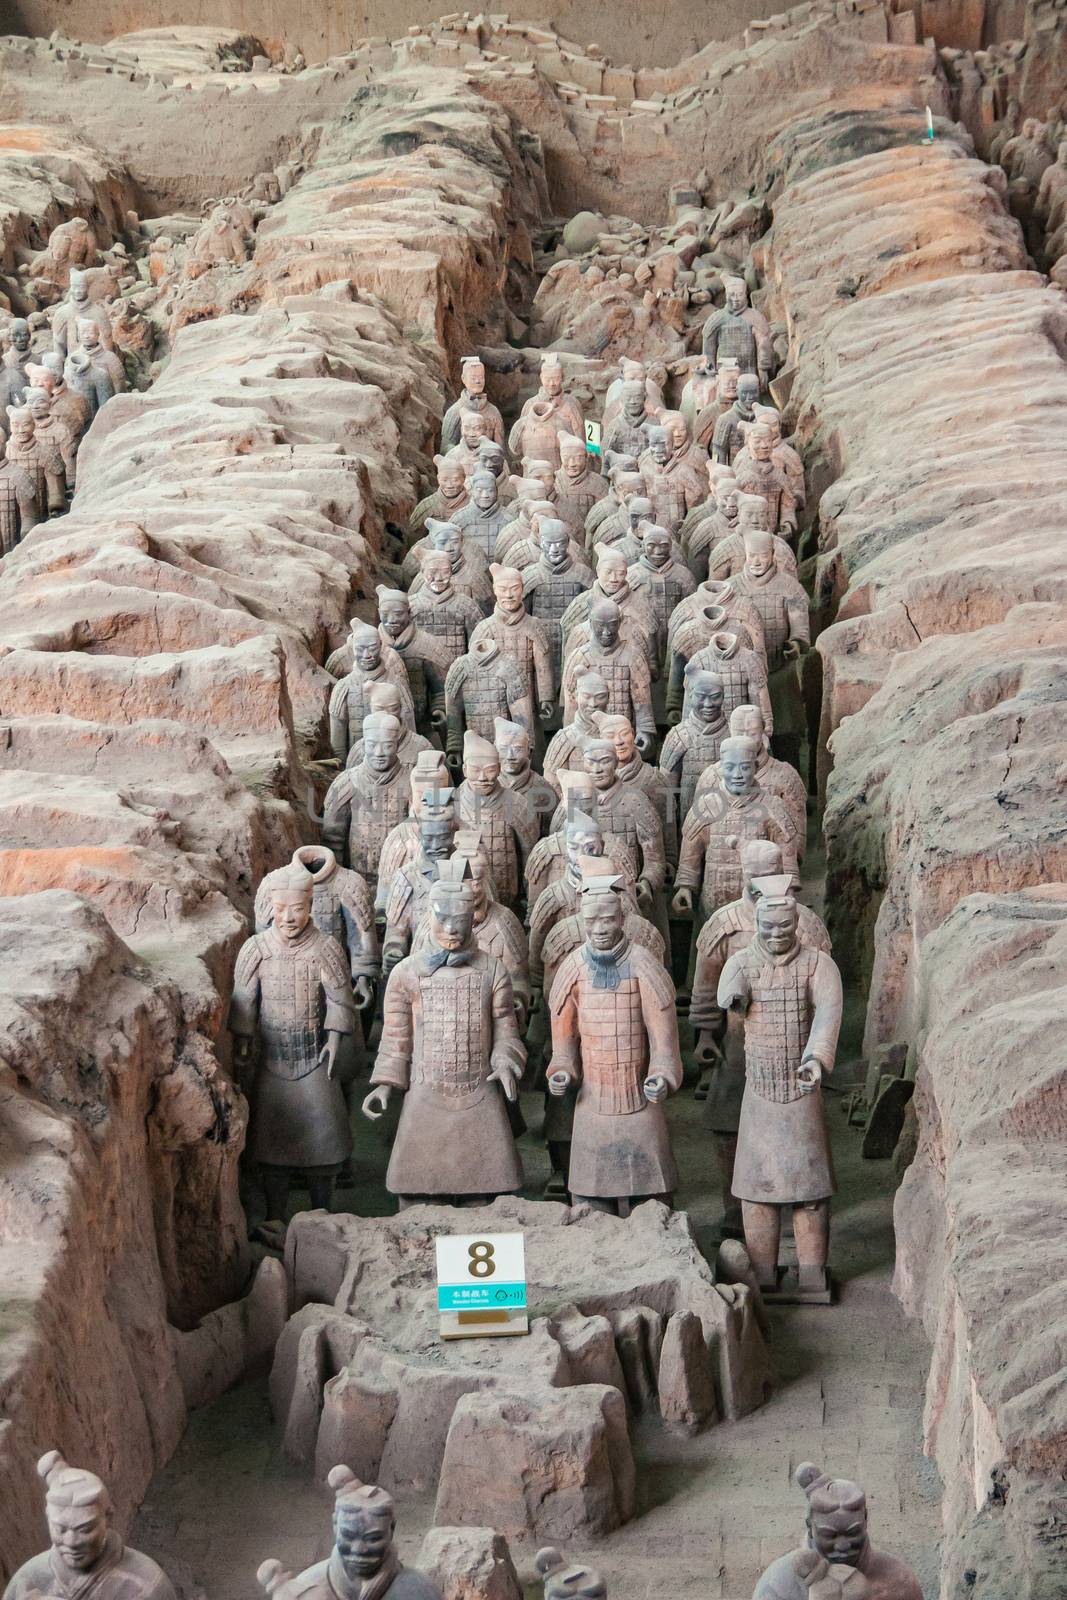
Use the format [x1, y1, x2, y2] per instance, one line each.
[435, 1232, 528, 1339]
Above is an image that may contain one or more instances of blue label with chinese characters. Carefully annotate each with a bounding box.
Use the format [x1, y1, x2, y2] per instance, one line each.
[437, 1280, 528, 1311]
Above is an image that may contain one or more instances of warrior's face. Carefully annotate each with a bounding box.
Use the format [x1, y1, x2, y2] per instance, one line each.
[494, 572, 524, 613]
[10, 320, 30, 353]
[576, 683, 609, 719]
[49, 1503, 109, 1571]
[725, 281, 748, 314]
[28, 392, 50, 424]
[378, 600, 410, 640]
[690, 677, 725, 724]
[353, 637, 381, 673]
[270, 887, 312, 942]
[10, 414, 33, 446]
[643, 530, 670, 569]
[434, 526, 463, 563]
[420, 815, 455, 862]
[809, 1502, 869, 1568]
[719, 367, 739, 402]
[464, 362, 486, 396]
[472, 478, 497, 512]
[497, 736, 528, 777]
[749, 425, 774, 463]
[364, 731, 400, 774]
[606, 722, 636, 765]
[561, 444, 585, 481]
[622, 389, 645, 420]
[439, 464, 465, 499]
[650, 432, 671, 466]
[737, 376, 759, 414]
[583, 746, 617, 792]
[334, 1510, 393, 1582]
[720, 749, 756, 797]
[599, 558, 626, 597]
[542, 531, 569, 567]
[423, 556, 452, 596]
[464, 755, 500, 798]
[667, 416, 688, 455]
[460, 412, 487, 449]
[745, 540, 774, 580]
[583, 895, 624, 951]
[71, 279, 89, 306]
[79, 324, 101, 353]
[590, 610, 620, 649]
[757, 900, 797, 957]
[541, 364, 563, 398]
[429, 900, 473, 951]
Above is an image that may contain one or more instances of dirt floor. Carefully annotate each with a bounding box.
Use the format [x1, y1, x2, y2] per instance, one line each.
[132, 817, 942, 1599]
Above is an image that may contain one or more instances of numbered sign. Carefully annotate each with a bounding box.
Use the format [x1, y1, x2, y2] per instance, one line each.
[585, 420, 602, 458]
[435, 1232, 529, 1340]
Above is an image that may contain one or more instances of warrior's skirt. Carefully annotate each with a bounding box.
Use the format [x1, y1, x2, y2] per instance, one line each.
[732, 1084, 835, 1204]
[568, 1097, 678, 1199]
[250, 1061, 352, 1171]
[385, 1082, 524, 1195]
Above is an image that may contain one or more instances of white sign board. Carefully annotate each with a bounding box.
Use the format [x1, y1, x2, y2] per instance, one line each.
[585, 420, 602, 457]
[435, 1231, 528, 1339]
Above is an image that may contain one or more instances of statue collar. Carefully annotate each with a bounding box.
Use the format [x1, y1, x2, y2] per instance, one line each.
[711, 632, 740, 660]
[495, 604, 525, 628]
[360, 761, 400, 788]
[382, 620, 415, 651]
[583, 936, 631, 989]
[753, 933, 803, 968]
[294, 848, 337, 885]
[744, 564, 777, 588]
[420, 941, 475, 976]
[48, 1532, 124, 1600]
[266, 923, 319, 955]
[692, 711, 728, 738]
[594, 780, 622, 808]
[616, 753, 643, 783]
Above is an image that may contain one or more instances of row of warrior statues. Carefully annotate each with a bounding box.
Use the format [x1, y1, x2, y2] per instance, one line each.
[4, 1449, 922, 1600]
[0, 281, 926, 1600]
[228, 279, 843, 1308]
[0, 269, 128, 550]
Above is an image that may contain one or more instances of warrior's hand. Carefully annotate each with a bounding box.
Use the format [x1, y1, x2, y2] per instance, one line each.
[635, 730, 655, 755]
[666, 705, 683, 726]
[797, 1055, 822, 1093]
[232, 1035, 253, 1063]
[636, 876, 654, 908]
[643, 1073, 669, 1103]
[694, 1031, 723, 1066]
[547, 1069, 570, 1099]
[319, 1033, 340, 1078]
[353, 976, 375, 1010]
[362, 1085, 392, 1119]
[430, 706, 447, 728]
[783, 637, 808, 660]
[487, 1063, 520, 1102]
[539, 700, 555, 722]
[672, 886, 693, 915]
[663, 861, 676, 886]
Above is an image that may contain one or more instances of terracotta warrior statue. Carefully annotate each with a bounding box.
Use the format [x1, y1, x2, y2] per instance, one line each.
[375, 758, 455, 911]
[257, 1469, 442, 1600]
[543, 669, 609, 792]
[733, 525, 810, 766]
[718, 878, 842, 1294]
[754, 1550, 869, 1599]
[547, 867, 682, 1212]
[678, 622, 772, 730]
[22, 387, 73, 512]
[561, 548, 657, 670]
[523, 515, 595, 680]
[405, 515, 492, 606]
[603, 354, 664, 426]
[734, 422, 796, 538]
[587, 473, 647, 562]
[329, 622, 415, 761]
[702, 274, 772, 388]
[441, 354, 505, 451]
[561, 598, 655, 747]
[457, 730, 539, 909]
[672, 736, 798, 926]
[562, 738, 665, 917]
[694, 701, 807, 841]
[255, 845, 378, 1012]
[4, 1452, 176, 1600]
[668, 574, 765, 687]
[754, 1463, 922, 1599]
[417, 828, 531, 1025]
[407, 453, 468, 548]
[376, 586, 450, 729]
[584, 455, 639, 549]
[477, 437, 513, 503]
[323, 710, 410, 879]
[658, 668, 729, 821]
[495, 474, 548, 565]
[641, 424, 706, 536]
[0, 407, 45, 552]
[691, 842, 829, 1231]
[229, 861, 356, 1223]
[445, 635, 533, 771]
[712, 370, 760, 467]
[735, 402, 805, 512]
[450, 466, 511, 562]
[382, 806, 458, 975]
[529, 809, 646, 998]
[0, 317, 33, 406]
[344, 681, 433, 774]
[471, 563, 555, 721]
[594, 712, 676, 879]
[525, 770, 641, 907]
[410, 547, 483, 658]
[495, 715, 557, 827]
[363, 861, 526, 1204]
[499, 498, 573, 575]
[508, 354, 584, 469]
[65, 345, 115, 418]
[36, 351, 92, 440]
[601, 380, 655, 464]
[445, 406, 490, 476]
[707, 489, 797, 582]
[627, 522, 697, 667]
[53, 268, 111, 360]
[554, 430, 608, 526]
[75, 317, 125, 394]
